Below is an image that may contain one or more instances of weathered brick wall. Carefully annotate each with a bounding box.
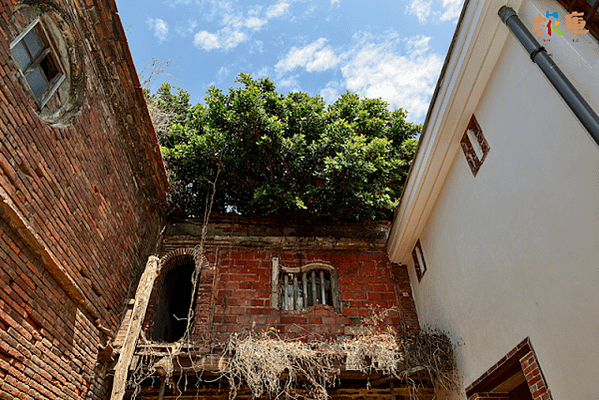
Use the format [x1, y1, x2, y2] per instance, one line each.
[205, 247, 417, 343]
[0, 0, 167, 398]
[0, 218, 110, 399]
[145, 216, 419, 344]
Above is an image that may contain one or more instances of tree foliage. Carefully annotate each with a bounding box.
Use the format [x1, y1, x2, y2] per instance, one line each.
[153, 73, 419, 221]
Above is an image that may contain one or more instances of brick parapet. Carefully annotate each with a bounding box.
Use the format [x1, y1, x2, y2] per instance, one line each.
[146, 219, 420, 344]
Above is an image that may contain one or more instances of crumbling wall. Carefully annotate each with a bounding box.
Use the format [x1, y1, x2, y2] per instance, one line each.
[0, 0, 167, 398]
[144, 216, 419, 344]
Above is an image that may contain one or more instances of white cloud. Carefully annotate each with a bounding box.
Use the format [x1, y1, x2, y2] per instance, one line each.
[176, 20, 198, 37]
[407, 0, 432, 23]
[340, 34, 443, 121]
[320, 81, 342, 104]
[275, 38, 342, 73]
[193, 0, 293, 52]
[216, 66, 230, 83]
[220, 28, 248, 49]
[274, 32, 444, 121]
[278, 75, 302, 91]
[266, 1, 291, 19]
[407, 0, 463, 23]
[194, 30, 221, 50]
[147, 18, 169, 43]
[440, 0, 463, 21]
[250, 40, 265, 54]
[193, 26, 247, 51]
[245, 16, 268, 29]
[255, 67, 271, 79]
[331, 0, 340, 7]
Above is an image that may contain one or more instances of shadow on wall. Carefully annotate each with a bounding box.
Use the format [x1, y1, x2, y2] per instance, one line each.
[152, 256, 196, 342]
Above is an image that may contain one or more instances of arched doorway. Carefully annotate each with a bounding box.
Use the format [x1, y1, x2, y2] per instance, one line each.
[152, 255, 196, 342]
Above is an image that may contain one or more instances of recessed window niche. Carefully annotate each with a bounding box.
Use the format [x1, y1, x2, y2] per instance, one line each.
[9, 2, 86, 126]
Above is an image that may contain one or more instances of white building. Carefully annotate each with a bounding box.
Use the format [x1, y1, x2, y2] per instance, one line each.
[387, 1, 599, 399]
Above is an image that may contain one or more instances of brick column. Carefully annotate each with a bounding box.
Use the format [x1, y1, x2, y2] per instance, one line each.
[520, 351, 553, 400]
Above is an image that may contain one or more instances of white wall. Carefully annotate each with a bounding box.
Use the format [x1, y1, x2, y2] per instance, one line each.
[409, 2, 599, 399]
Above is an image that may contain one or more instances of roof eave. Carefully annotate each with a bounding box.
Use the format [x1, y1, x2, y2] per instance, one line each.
[387, 0, 523, 263]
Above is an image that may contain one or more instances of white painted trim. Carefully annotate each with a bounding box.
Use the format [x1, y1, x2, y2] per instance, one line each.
[387, 0, 524, 263]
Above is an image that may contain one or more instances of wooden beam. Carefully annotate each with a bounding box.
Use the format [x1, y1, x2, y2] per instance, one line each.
[126, 382, 435, 400]
[370, 366, 426, 387]
[110, 256, 160, 400]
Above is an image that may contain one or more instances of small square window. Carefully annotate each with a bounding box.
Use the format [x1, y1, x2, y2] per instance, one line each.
[412, 240, 427, 282]
[10, 17, 65, 108]
[460, 115, 490, 176]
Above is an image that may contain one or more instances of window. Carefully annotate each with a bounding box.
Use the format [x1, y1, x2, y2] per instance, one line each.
[10, 17, 65, 108]
[271, 258, 340, 312]
[460, 115, 490, 177]
[412, 239, 427, 282]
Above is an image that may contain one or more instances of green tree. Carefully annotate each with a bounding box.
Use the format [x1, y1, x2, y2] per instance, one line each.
[153, 73, 419, 221]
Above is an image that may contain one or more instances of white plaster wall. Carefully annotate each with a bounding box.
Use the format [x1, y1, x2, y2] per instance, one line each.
[410, 3, 599, 399]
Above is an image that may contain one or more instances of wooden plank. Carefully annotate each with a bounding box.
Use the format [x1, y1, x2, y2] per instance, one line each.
[110, 255, 160, 400]
[370, 366, 425, 387]
[126, 382, 435, 400]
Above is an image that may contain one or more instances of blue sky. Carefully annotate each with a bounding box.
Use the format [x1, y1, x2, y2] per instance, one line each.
[115, 0, 464, 124]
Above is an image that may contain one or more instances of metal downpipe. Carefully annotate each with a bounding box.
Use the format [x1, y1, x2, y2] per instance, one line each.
[498, 6, 599, 147]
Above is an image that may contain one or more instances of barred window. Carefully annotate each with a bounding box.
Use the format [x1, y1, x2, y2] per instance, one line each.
[271, 259, 340, 312]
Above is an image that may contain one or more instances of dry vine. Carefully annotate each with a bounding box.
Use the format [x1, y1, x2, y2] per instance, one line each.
[139, 57, 179, 145]
[126, 306, 457, 400]
[124, 77, 456, 397]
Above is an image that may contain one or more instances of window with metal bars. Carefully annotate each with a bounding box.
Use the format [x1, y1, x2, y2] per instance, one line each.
[555, 0, 599, 41]
[271, 259, 340, 312]
[281, 269, 332, 310]
[10, 16, 65, 108]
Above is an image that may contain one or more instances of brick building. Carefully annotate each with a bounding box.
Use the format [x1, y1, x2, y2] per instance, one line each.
[0, 1, 436, 400]
[120, 216, 425, 400]
[148, 216, 419, 344]
[0, 0, 167, 399]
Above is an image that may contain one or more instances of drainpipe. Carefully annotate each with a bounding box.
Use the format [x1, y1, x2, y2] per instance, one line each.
[498, 6, 599, 147]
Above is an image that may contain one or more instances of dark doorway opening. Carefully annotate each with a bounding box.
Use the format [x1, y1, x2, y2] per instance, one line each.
[509, 380, 533, 400]
[152, 257, 196, 342]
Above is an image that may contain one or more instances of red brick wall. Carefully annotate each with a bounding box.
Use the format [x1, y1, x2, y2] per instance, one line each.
[204, 247, 418, 343]
[147, 217, 419, 344]
[0, 0, 167, 323]
[520, 351, 553, 400]
[0, 218, 110, 400]
[0, 0, 167, 399]
[466, 338, 554, 400]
